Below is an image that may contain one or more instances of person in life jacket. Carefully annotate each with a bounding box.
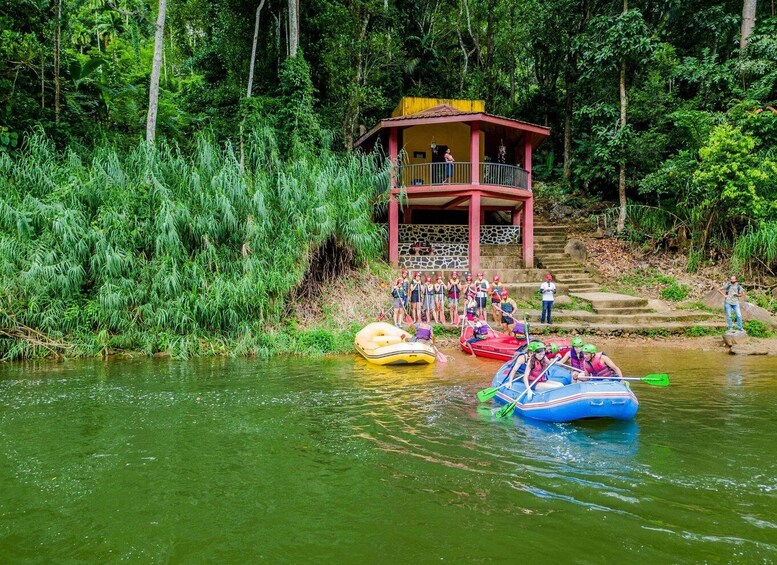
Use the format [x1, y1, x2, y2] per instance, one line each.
[498, 289, 518, 332]
[558, 336, 586, 370]
[489, 275, 503, 325]
[504, 341, 564, 400]
[408, 272, 423, 324]
[466, 319, 490, 344]
[544, 342, 561, 361]
[573, 344, 623, 381]
[405, 312, 435, 345]
[447, 270, 462, 325]
[474, 272, 489, 321]
[391, 278, 406, 327]
[433, 274, 446, 325]
[464, 290, 478, 322]
[401, 269, 410, 309]
[422, 275, 435, 321]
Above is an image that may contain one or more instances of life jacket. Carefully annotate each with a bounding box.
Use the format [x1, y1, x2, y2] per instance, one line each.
[448, 279, 460, 298]
[569, 348, 585, 370]
[474, 324, 489, 339]
[585, 353, 615, 377]
[501, 301, 515, 314]
[391, 286, 405, 299]
[491, 285, 503, 300]
[415, 325, 432, 341]
[410, 282, 421, 300]
[476, 280, 488, 297]
[528, 356, 549, 382]
[434, 283, 444, 296]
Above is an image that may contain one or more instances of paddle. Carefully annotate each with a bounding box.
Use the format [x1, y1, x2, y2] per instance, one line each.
[556, 362, 669, 386]
[433, 345, 448, 364]
[496, 357, 559, 418]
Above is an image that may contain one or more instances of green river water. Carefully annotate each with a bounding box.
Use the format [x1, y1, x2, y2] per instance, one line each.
[1, 345, 775, 564]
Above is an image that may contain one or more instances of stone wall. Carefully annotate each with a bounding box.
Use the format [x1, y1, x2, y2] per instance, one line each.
[399, 256, 470, 270]
[398, 224, 521, 245]
[399, 243, 468, 256]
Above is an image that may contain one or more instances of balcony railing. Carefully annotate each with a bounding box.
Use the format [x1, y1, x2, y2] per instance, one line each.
[395, 162, 529, 190]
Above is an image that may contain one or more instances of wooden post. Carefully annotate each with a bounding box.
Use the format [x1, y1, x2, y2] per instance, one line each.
[469, 192, 481, 273]
[403, 206, 412, 224]
[389, 194, 399, 267]
[470, 122, 480, 184]
[522, 198, 534, 268]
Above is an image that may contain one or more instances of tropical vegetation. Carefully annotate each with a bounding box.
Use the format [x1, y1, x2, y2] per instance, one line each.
[1, 0, 776, 357]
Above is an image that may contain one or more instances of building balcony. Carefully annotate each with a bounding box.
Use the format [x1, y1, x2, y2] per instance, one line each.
[395, 162, 529, 190]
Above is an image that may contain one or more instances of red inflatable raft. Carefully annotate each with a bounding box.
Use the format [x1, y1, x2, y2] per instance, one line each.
[459, 324, 571, 362]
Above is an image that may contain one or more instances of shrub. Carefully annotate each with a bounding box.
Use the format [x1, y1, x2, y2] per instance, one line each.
[660, 282, 690, 301]
[743, 320, 772, 338]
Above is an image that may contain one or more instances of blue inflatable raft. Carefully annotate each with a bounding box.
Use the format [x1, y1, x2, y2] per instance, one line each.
[490, 361, 639, 423]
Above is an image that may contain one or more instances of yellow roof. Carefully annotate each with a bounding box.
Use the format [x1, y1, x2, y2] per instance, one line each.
[391, 97, 485, 118]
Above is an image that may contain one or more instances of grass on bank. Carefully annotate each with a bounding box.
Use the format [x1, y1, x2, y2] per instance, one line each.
[0, 130, 389, 361]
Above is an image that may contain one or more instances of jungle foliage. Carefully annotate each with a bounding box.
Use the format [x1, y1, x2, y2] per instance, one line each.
[1, 0, 777, 356]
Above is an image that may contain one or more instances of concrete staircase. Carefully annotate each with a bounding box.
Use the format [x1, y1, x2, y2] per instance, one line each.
[527, 221, 724, 334]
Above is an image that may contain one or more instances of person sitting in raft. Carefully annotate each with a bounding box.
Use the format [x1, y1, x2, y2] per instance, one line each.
[504, 341, 563, 400]
[498, 290, 518, 332]
[405, 313, 435, 345]
[558, 336, 585, 370]
[466, 320, 490, 344]
[573, 344, 624, 381]
[391, 278, 406, 327]
[545, 342, 561, 360]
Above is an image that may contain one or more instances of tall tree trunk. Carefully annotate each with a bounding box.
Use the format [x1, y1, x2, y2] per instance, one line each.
[288, 0, 299, 58]
[54, 0, 62, 124]
[247, 0, 266, 97]
[146, 0, 167, 144]
[343, 14, 370, 151]
[617, 57, 627, 233]
[563, 65, 573, 182]
[740, 0, 757, 51]
[40, 49, 45, 109]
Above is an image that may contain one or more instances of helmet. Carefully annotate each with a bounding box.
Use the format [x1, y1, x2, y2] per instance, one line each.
[546, 343, 559, 354]
[425, 275, 431, 282]
[477, 272, 484, 278]
[466, 275, 472, 281]
[452, 270, 458, 276]
[401, 270, 408, 276]
[500, 290, 508, 298]
[527, 341, 545, 353]
[396, 278, 403, 284]
[571, 337, 584, 347]
[545, 274, 553, 281]
[581, 344, 597, 354]
[493, 275, 500, 282]
[414, 272, 421, 278]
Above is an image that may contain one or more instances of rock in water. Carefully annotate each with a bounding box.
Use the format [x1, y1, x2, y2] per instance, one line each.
[723, 330, 748, 347]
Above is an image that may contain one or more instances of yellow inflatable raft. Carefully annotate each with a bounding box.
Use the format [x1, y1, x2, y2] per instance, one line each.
[354, 322, 437, 365]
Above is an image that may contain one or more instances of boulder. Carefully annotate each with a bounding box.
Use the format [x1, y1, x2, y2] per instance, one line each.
[564, 238, 588, 264]
[702, 289, 776, 326]
[549, 204, 576, 222]
[555, 295, 572, 306]
[729, 344, 769, 356]
[722, 330, 748, 347]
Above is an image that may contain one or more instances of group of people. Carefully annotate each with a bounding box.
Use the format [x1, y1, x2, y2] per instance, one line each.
[505, 337, 624, 400]
[391, 270, 528, 331]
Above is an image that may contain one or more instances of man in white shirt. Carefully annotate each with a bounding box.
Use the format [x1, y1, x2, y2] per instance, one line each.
[539, 273, 556, 324]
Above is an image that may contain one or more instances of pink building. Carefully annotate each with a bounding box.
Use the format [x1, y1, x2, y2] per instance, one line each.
[355, 97, 550, 273]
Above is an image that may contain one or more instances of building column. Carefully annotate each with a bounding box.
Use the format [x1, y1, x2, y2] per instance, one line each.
[512, 207, 521, 226]
[524, 136, 533, 191]
[403, 206, 412, 224]
[470, 122, 480, 185]
[469, 192, 481, 274]
[389, 194, 399, 267]
[388, 127, 398, 188]
[522, 198, 534, 268]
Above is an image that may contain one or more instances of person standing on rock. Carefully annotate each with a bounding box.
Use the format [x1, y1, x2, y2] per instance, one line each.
[539, 274, 556, 325]
[718, 275, 745, 332]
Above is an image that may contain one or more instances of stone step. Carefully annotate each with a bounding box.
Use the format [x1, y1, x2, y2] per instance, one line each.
[480, 244, 522, 257]
[535, 235, 567, 243]
[521, 320, 728, 335]
[479, 258, 526, 270]
[535, 245, 567, 252]
[503, 282, 568, 300]
[524, 309, 717, 324]
[593, 306, 655, 315]
[571, 292, 649, 309]
[567, 286, 601, 293]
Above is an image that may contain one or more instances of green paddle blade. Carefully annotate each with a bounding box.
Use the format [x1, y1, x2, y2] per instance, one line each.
[496, 401, 517, 419]
[642, 373, 670, 386]
[476, 386, 500, 403]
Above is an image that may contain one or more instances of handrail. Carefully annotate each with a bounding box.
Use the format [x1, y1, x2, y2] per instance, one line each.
[394, 162, 529, 190]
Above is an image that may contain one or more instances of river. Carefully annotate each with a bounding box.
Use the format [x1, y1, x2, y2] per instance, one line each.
[1, 345, 775, 563]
